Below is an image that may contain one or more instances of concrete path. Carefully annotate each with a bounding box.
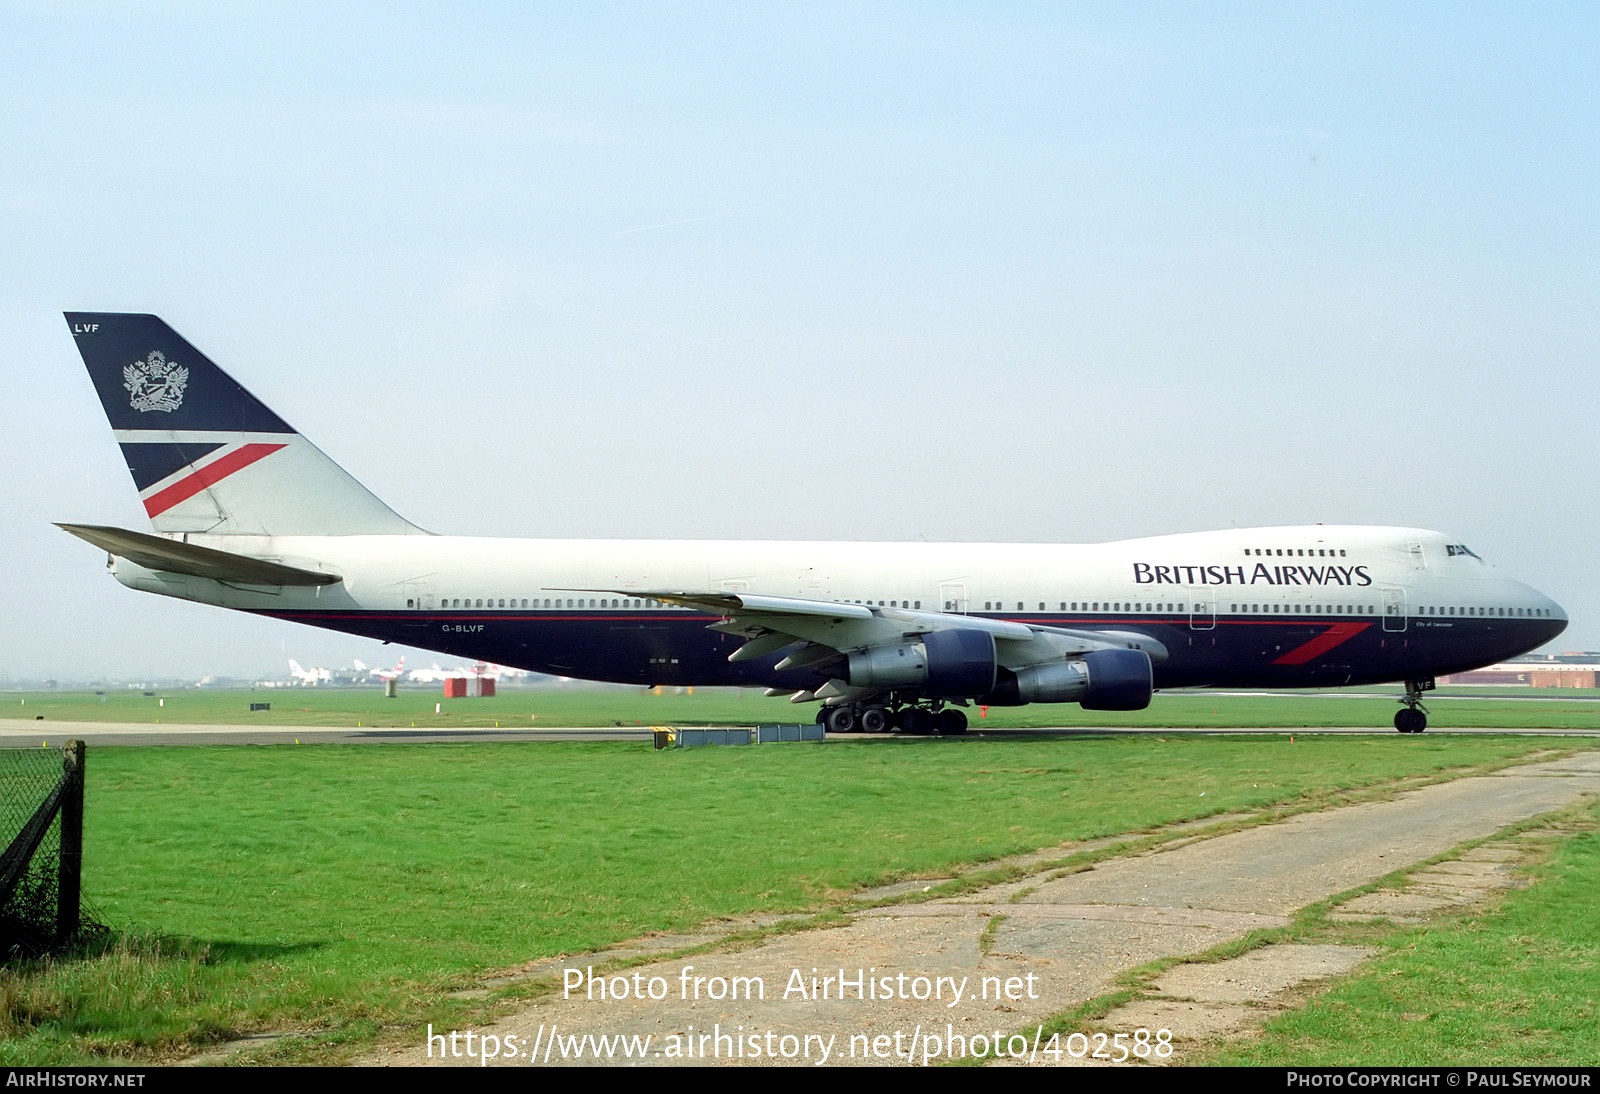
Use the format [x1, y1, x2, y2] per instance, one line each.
[373, 750, 1600, 1067]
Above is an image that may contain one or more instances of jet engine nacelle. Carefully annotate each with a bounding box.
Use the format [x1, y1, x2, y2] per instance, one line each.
[1012, 660, 1090, 703]
[982, 648, 1154, 710]
[1077, 647, 1153, 710]
[846, 629, 997, 696]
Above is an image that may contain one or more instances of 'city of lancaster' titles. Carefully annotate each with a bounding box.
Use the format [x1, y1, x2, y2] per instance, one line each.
[1132, 562, 1374, 587]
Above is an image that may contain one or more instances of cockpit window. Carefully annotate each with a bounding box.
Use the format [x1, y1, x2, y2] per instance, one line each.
[1446, 544, 1481, 559]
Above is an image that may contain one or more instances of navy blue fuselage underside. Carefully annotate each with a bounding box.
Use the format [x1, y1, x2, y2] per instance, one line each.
[247, 610, 1565, 692]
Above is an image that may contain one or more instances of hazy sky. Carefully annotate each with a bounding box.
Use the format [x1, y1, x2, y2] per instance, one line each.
[3, 3, 1595, 681]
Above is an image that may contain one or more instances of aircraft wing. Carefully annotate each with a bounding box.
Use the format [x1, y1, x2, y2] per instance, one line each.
[57, 523, 343, 587]
[572, 589, 1167, 669]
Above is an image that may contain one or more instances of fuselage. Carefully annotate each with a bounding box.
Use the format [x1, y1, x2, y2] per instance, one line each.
[111, 524, 1566, 693]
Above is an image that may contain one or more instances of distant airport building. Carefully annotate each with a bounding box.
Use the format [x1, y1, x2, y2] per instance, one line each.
[1440, 653, 1600, 688]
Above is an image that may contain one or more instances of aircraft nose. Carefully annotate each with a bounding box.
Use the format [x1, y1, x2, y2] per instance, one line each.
[1549, 600, 1569, 632]
[1522, 581, 1568, 639]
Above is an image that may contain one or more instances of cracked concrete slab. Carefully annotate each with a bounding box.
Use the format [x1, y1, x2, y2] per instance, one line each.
[366, 750, 1600, 1067]
[1071, 945, 1376, 1065]
[1458, 847, 1525, 862]
[1329, 889, 1473, 920]
[1152, 943, 1372, 1005]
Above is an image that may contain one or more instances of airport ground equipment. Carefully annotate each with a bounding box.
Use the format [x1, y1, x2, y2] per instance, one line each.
[654, 725, 826, 749]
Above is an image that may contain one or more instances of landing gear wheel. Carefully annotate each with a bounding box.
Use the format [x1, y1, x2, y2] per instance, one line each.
[815, 707, 829, 725]
[937, 708, 969, 736]
[826, 706, 858, 734]
[901, 708, 934, 735]
[860, 706, 890, 734]
[1396, 677, 1433, 733]
[1394, 708, 1427, 734]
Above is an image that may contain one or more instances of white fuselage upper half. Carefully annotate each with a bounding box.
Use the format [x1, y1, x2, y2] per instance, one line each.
[112, 525, 1562, 621]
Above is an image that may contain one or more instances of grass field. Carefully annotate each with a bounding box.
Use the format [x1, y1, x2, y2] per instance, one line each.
[7, 683, 1600, 730]
[0, 732, 1573, 1065]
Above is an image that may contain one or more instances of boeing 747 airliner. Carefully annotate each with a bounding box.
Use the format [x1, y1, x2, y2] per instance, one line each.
[60, 313, 1567, 734]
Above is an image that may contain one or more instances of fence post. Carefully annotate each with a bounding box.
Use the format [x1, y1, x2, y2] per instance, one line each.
[56, 740, 84, 943]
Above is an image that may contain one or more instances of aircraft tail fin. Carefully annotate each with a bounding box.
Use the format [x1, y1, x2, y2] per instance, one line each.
[64, 313, 424, 536]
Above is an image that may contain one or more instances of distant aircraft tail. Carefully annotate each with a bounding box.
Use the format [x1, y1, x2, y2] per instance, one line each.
[64, 313, 424, 536]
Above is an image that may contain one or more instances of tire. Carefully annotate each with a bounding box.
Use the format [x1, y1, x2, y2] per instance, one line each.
[860, 706, 890, 734]
[937, 708, 968, 736]
[1394, 708, 1426, 733]
[826, 706, 858, 734]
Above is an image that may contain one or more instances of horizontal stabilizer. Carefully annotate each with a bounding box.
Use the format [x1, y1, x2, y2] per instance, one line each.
[56, 524, 342, 586]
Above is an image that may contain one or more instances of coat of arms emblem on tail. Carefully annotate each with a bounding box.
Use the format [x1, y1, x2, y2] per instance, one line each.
[123, 350, 188, 412]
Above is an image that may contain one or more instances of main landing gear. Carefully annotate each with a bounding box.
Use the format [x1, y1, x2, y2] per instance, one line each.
[1395, 677, 1434, 733]
[818, 702, 969, 736]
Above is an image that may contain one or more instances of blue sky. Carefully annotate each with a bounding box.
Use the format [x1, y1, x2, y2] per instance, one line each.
[2, 3, 1595, 679]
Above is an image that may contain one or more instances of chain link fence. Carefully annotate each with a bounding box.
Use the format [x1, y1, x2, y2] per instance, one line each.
[1, 741, 96, 957]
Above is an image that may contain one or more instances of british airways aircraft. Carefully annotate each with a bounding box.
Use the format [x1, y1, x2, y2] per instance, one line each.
[60, 313, 1567, 735]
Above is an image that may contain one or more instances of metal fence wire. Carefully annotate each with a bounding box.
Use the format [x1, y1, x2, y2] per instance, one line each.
[0, 742, 96, 957]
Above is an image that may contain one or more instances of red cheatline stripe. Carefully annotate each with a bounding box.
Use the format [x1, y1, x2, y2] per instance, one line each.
[142, 443, 287, 517]
[1271, 621, 1372, 665]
